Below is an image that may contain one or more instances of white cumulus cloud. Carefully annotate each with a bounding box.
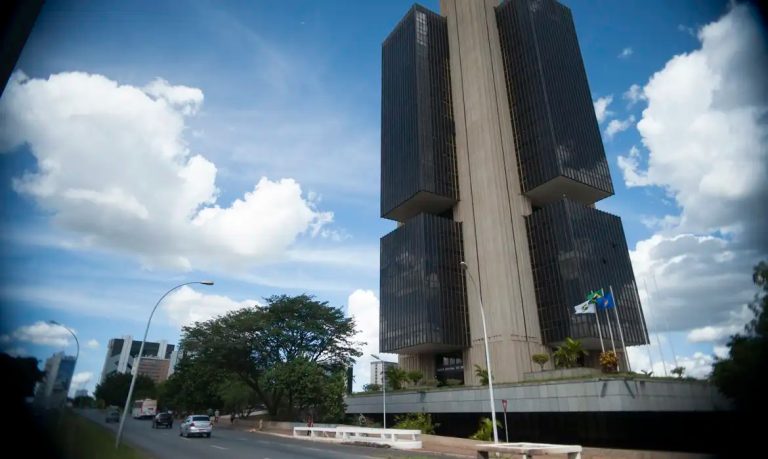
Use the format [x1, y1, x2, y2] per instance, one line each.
[593, 95, 613, 123]
[346, 289, 396, 391]
[687, 325, 742, 344]
[0, 71, 332, 271]
[619, 47, 634, 59]
[621, 3, 767, 346]
[604, 115, 635, 139]
[619, 4, 768, 245]
[616, 146, 647, 186]
[162, 286, 260, 327]
[623, 83, 646, 107]
[1, 347, 29, 357]
[632, 234, 758, 333]
[86, 339, 99, 349]
[70, 372, 93, 396]
[627, 336, 715, 379]
[1, 321, 75, 347]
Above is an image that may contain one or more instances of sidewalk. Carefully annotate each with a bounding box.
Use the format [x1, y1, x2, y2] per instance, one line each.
[215, 416, 712, 458]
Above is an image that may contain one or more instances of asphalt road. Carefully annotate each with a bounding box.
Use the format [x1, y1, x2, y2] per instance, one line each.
[78, 409, 448, 459]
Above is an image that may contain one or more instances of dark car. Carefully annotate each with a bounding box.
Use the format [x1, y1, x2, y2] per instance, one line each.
[105, 410, 120, 423]
[152, 412, 173, 429]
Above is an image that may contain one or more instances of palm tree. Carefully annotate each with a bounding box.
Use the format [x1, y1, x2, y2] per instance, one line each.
[553, 337, 588, 368]
[385, 366, 408, 390]
[474, 364, 489, 385]
[406, 370, 423, 387]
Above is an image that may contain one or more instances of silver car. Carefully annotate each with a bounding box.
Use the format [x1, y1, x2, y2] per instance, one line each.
[179, 415, 212, 438]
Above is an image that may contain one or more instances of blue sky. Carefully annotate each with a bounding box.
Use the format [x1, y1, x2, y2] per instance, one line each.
[1, 0, 766, 394]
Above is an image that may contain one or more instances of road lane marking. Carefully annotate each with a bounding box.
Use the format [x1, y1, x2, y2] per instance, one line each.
[210, 445, 227, 450]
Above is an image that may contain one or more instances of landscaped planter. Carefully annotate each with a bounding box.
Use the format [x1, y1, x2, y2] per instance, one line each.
[523, 367, 601, 382]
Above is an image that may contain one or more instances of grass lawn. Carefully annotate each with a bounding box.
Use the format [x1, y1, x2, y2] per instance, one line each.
[55, 410, 147, 459]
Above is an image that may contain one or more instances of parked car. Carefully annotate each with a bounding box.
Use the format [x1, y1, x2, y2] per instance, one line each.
[105, 410, 120, 423]
[152, 412, 173, 429]
[179, 415, 212, 438]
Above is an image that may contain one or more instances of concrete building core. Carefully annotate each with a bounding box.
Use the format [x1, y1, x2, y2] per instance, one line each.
[379, 0, 648, 386]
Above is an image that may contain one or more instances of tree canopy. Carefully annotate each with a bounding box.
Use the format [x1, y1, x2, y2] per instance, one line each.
[157, 357, 223, 414]
[179, 294, 360, 420]
[2, 353, 44, 402]
[711, 261, 768, 412]
[94, 372, 156, 407]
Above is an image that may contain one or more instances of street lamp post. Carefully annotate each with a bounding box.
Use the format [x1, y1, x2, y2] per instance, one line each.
[48, 320, 79, 405]
[115, 281, 213, 449]
[371, 354, 387, 429]
[460, 261, 499, 444]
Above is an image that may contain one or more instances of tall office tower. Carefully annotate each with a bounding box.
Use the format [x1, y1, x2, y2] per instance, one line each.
[370, 360, 398, 386]
[100, 335, 176, 383]
[380, 0, 648, 385]
[36, 351, 76, 408]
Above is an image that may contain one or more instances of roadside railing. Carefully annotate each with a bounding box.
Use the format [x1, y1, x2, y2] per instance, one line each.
[293, 426, 422, 450]
[475, 442, 582, 458]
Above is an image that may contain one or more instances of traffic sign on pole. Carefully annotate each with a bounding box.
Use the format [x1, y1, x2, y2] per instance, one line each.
[501, 399, 509, 443]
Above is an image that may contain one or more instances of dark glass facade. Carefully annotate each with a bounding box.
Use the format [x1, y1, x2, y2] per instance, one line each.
[381, 4, 458, 221]
[496, 0, 613, 205]
[435, 351, 464, 383]
[109, 338, 174, 359]
[526, 199, 648, 347]
[380, 213, 469, 353]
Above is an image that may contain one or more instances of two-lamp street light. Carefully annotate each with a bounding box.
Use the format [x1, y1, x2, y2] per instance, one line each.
[460, 261, 499, 444]
[115, 281, 214, 449]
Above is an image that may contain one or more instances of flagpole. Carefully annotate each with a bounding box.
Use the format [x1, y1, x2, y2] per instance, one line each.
[594, 307, 605, 353]
[644, 279, 668, 376]
[604, 303, 617, 355]
[651, 272, 680, 370]
[633, 279, 655, 373]
[609, 285, 630, 372]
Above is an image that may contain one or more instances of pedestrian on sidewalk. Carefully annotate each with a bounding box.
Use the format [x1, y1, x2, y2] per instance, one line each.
[214, 409, 220, 424]
[305, 414, 314, 436]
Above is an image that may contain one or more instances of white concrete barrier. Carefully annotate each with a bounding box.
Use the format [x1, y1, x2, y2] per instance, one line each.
[293, 426, 422, 450]
[476, 442, 582, 458]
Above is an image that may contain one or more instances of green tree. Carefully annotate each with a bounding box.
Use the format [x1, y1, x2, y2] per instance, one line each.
[553, 337, 588, 368]
[531, 353, 550, 371]
[73, 395, 94, 408]
[94, 372, 155, 407]
[406, 370, 424, 387]
[393, 413, 439, 434]
[217, 378, 258, 418]
[159, 355, 224, 414]
[712, 261, 768, 412]
[362, 383, 381, 392]
[271, 357, 348, 422]
[469, 417, 501, 441]
[180, 294, 361, 419]
[671, 366, 685, 378]
[385, 365, 408, 390]
[474, 364, 489, 385]
[2, 353, 44, 401]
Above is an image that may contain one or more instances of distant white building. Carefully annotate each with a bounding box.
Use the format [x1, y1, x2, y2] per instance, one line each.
[370, 360, 397, 386]
[100, 336, 179, 384]
[36, 352, 76, 408]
